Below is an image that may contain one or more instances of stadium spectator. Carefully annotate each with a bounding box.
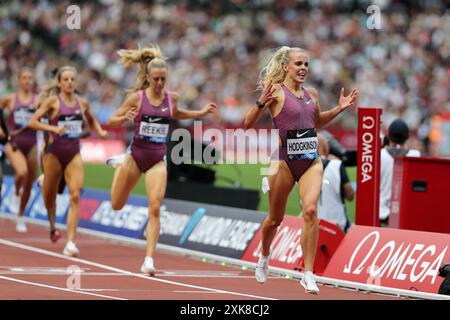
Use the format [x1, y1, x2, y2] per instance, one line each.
[0, 0, 447, 144]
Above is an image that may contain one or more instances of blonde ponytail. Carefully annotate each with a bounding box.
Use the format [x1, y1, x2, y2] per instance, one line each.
[38, 79, 58, 103]
[257, 46, 306, 90]
[117, 44, 167, 92]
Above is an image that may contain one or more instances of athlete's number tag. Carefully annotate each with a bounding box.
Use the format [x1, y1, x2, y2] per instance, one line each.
[286, 128, 318, 160]
[57, 114, 83, 138]
[138, 115, 169, 144]
[40, 117, 49, 125]
[13, 107, 35, 128]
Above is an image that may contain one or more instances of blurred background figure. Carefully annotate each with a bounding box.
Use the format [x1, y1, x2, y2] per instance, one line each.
[0, 67, 39, 234]
[379, 119, 420, 227]
[0, 0, 448, 224]
[0, 0, 448, 154]
[317, 133, 354, 232]
[0, 108, 8, 202]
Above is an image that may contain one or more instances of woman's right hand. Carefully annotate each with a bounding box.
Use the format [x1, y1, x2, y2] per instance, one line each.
[258, 80, 277, 107]
[53, 126, 66, 136]
[123, 106, 139, 121]
[9, 128, 24, 137]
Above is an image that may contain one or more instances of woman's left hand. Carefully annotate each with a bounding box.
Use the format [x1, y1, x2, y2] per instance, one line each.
[98, 129, 109, 138]
[338, 88, 359, 112]
[201, 103, 217, 116]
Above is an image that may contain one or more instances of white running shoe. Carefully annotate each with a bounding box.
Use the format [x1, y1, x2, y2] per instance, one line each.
[255, 251, 271, 284]
[106, 153, 126, 168]
[300, 271, 320, 295]
[63, 241, 80, 257]
[140, 256, 156, 275]
[37, 174, 44, 188]
[10, 192, 21, 215]
[16, 216, 27, 233]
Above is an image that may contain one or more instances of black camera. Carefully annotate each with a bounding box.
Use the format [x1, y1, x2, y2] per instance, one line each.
[438, 263, 450, 295]
[439, 263, 450, 277]
[321, 130, 357, 167]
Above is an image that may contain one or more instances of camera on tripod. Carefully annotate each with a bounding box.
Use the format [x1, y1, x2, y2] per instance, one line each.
[438, 263, 450, 295]
[321, 130, 357, 167]
[439, 263, 450, 277]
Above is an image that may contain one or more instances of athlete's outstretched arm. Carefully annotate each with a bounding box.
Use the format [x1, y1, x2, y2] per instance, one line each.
[80, 98, 108, 138]
[28, 96, 65, 135]
[243, 81, 278, 129]
[0, 95, 11, 109]
[310, 87, 358, 129]
[107, 93, 140, 128]
[171, 92, 217, 120]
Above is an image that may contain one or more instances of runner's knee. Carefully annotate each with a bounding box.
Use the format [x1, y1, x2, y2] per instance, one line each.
[266, 215, 283, 228]
[111, 196, 126, 211]
[149, 200, 161, 218]
[303, 203, 317, 223]
[110, 187, 126, 210]
[16, 168, 28, 181]
[69, 189, 80, 204]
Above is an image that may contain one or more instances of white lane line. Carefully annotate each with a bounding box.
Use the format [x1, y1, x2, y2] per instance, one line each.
[78, 289, 120, 292]
[0, 275, 126, 300]
[0, 266, 89, 273]
[0, 271, 255, 278]
[173, 291, 225, 294]
[156, 274, 257, 278]
[0, 238, 277, 300]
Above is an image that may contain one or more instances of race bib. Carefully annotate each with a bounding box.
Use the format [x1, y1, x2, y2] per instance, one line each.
[13, 107, 35, 128]
[286, 128, 318, 160]
[57, 114, 83, 138]
[138, 115, 169, 144]
[40, 116, 49, 125]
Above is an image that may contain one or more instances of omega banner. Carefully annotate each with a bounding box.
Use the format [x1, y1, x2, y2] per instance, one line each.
[241, 216, 345, 275]
[356, 107, 382, 226]
[323, 225, 450, 294]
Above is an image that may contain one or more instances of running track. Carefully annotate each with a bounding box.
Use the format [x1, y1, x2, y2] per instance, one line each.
[0, 217, 404, 300]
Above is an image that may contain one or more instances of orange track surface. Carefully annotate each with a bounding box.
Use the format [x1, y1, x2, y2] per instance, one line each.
[0, 217, 403, 300]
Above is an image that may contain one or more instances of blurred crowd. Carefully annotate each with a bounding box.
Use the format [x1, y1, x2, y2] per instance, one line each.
[0, 0, 448, 136]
